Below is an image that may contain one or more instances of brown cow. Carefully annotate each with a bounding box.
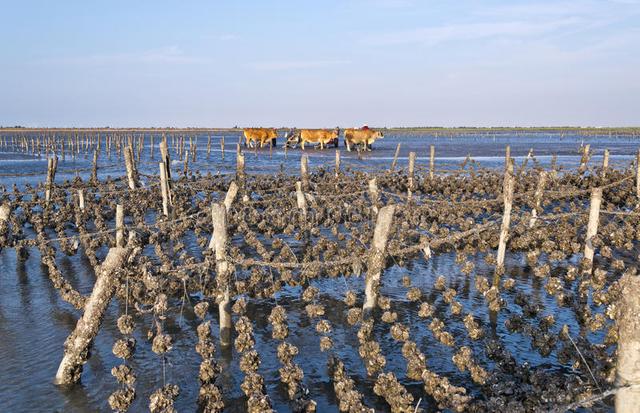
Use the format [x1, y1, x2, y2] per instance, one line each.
[243, 128, 278, 148]
[343, 129, 384, 152]
[299, 128, 340, 150]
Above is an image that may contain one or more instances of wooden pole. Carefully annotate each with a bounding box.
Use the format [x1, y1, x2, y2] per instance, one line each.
[615, 273, 640, 413]
[429, 145, 435, 180]
[495, 160, 515, 278]
[583, 187, 602, 272]
[364, 205, 395, 314]
[390, 143, 401, 171]
[91, 150, 98, 183]
[528, 171, 547, 228]
[220, 136, 225, 160]
[210, 203, 232, 347]
[301, 154, 309, 190]
[296, 181, 307, 218]
[224, 181, 239, 212]
[368, 178, 379, 216]
[636, 150, 640, 205]
[77, 189, 85, 211]
[408, 151, 416, 198]
[579, 144, 590, 174]
[115, 204, 124, 248]
[159, 163, 170, 217]
[55, 237, 137, 385]
[602, 149, 609, 177]
[124, 146, 138, 190]
[236, 144, 245, 184]
[505, 145, 511, 171]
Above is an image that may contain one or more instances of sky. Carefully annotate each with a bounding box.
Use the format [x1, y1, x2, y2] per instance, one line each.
[1, 0, 639, 127]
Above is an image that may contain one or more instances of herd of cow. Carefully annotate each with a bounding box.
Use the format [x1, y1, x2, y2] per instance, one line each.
[242, 127, 384, 151]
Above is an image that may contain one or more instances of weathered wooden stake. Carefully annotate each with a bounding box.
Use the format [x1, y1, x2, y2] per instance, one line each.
[615, 272, 640, 413]
[296, 181, 307, 218]
[505, 145, 511, 171]
[210, 203, 232, 347]
[224, 181, 239, 212]
[125, 145, 138, 188]
[91, 150, 98, 183]
[220, 136, 225, 160]
[78, 189, 85, 211]
[579, 144, 591, 173]
[236, 144, 245, 184]
[390, 143, 401, 171]
[636, 150, 640, 204]
[602, 149, 609, 177]
[300, 154, 309, 190]
[529, 171, 547, 228]
[115, 204, 124, 248]
[429, 145, 435, 180]
[159, 162, 170, 217]
[495, 160, 515, 278]
[55, 236, 137, 385]
[368, 178, 379, 216]
[583, 187, 602, 271]
[364, 205, 395, 314]
[408, 151, 416, 198]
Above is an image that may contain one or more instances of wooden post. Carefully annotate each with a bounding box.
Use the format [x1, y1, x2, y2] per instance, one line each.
[45, 155, 58, 204]
[408, 151, 416, 198]
[115, 204, 124, 248]
[505, 145, 511, 171]
[301, 154, 309, 190]
[368, 178, 379, 216]
[236, 144, 245, 184]
[207, 135, 211, 160]
[390, 143, 401, 171]
[91, 150, 98, 183]
[495, 160, 515, 278]
[429, 145, 435, 180]
[528, 171, 547, 228]
[602, 149, 609, 177]
[55, 238, 137, 385]
[335, 150, 341, 178]
[124, 146, 138, 190]
[296, 181, 307, 218]
[220, 136, 225, 160]
[210, 203, 232, 347]
[636, 150, 640, 204]
[583, 187, 602, 271]
[0, 203, 10, 244]
[615, 273, 640, 413]
[579, 144, 590, 173]
[159, 163, 170, 217]
[224, 181, 238, 212]
[364, 205, 395, 314]
[77, 189, 85, 211]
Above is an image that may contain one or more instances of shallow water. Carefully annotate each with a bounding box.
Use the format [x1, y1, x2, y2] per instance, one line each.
[0, 131, 637, 412]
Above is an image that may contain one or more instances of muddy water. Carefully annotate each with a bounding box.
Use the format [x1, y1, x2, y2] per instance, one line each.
[0, 131, 637, 412]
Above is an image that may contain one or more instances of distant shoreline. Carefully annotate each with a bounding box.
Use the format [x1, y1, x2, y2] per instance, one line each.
[0, 126, 639, 135]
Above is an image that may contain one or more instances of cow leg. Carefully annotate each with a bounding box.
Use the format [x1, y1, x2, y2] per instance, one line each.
[346, 141, 351, 152]
[301, 141, 305, 150]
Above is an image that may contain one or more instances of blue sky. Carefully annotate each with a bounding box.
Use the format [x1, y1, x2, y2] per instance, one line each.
[1, 0, 639, 127]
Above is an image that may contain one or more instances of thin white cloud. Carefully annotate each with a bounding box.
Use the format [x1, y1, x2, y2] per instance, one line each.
[44, 46, 208, 65]
[248, 59, 350, 71]
[203, 33, 240, 41]
[363, 17, 584, 46]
